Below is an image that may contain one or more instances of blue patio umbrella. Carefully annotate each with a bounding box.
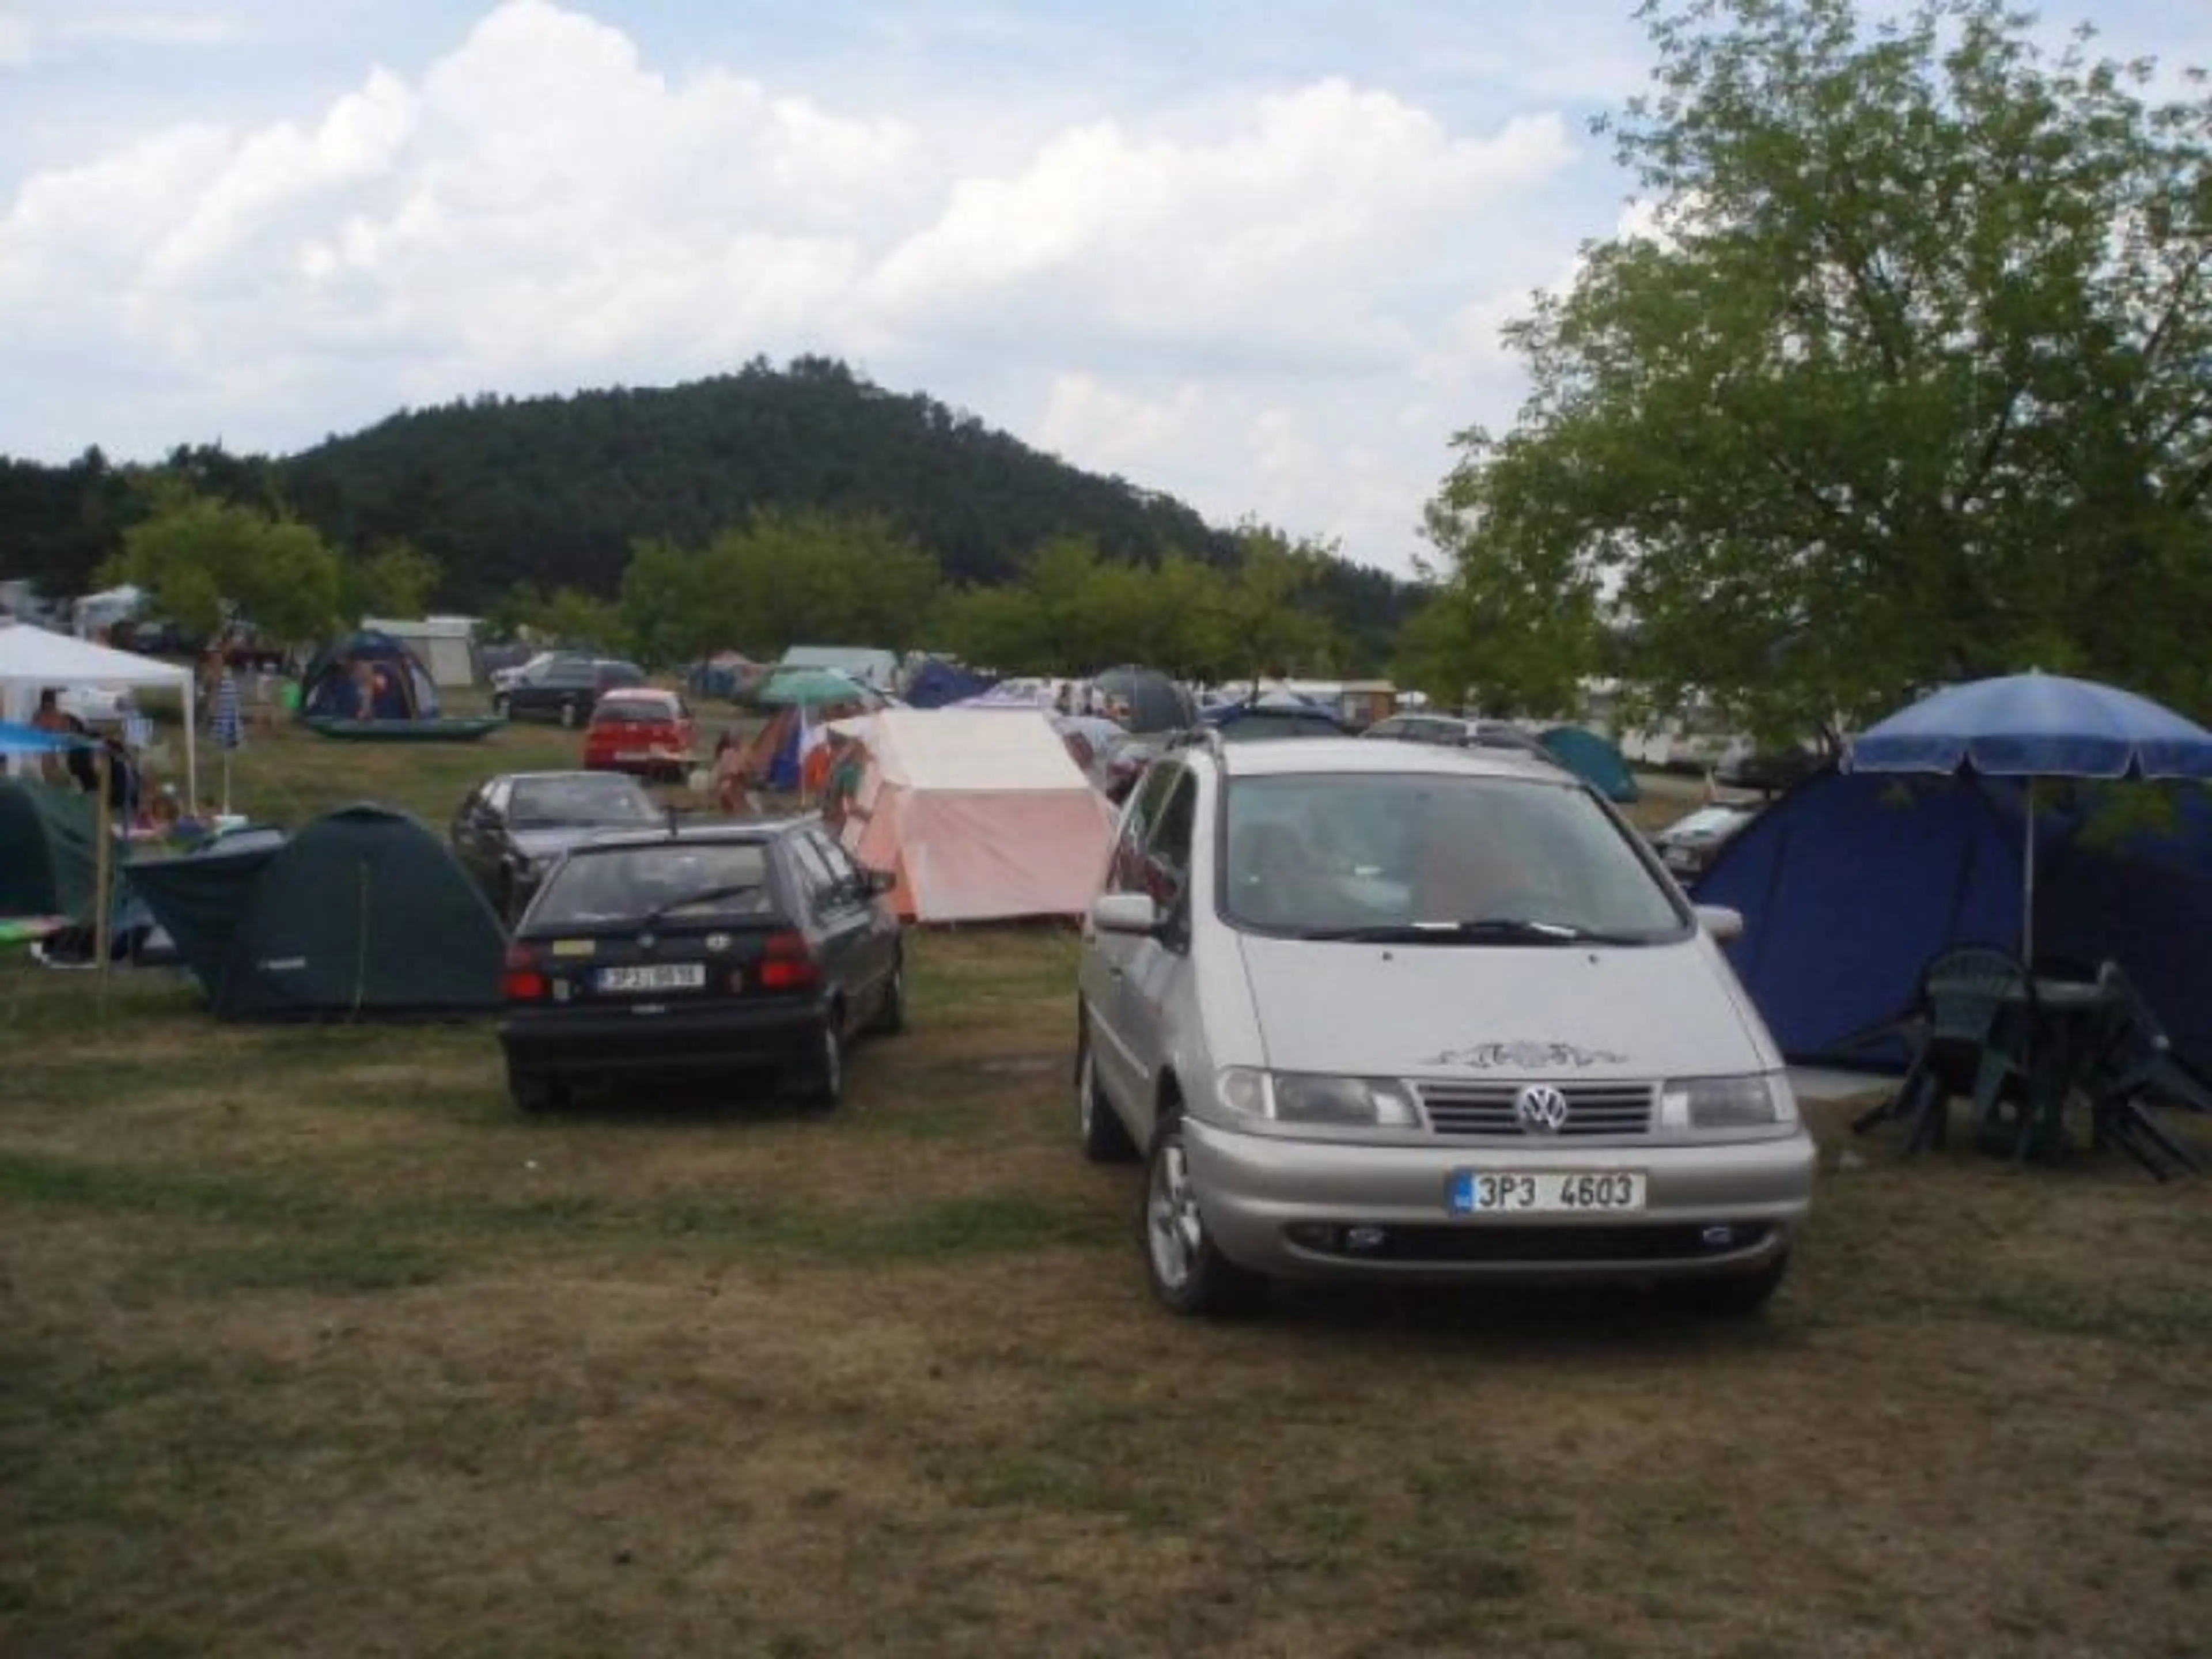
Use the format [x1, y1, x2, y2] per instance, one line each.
[1846, 671, 2212, 960]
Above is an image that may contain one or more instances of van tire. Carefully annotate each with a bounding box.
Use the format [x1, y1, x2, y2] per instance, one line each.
[1664, 1252, 1790, 1318]
[1143, 1111, 1265, 1317]
[1075, 1018, 1136, 1164]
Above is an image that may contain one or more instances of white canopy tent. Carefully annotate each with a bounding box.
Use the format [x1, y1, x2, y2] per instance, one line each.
[0, 622, 196, 802]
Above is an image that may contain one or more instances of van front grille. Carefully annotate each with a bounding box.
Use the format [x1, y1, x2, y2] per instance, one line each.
[1416, 1081, 1654, 1138]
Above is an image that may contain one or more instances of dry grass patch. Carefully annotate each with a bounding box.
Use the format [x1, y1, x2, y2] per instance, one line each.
[6, 921, 2212, 1656]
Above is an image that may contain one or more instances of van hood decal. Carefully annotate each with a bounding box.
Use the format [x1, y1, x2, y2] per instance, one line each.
[1233, 932, 1771, 1081]
[1420, 1041, 1628, 1070]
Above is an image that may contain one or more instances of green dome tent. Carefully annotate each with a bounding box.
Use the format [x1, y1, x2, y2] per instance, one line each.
[0, 777, 98, 922]
[127, 804, 506, 1020]
[1537, 725, 1641, 804]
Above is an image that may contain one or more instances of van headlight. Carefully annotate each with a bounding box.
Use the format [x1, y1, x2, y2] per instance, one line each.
[1658, 1074, 1797, 1131]
[1215, 1067, 1418, 1127]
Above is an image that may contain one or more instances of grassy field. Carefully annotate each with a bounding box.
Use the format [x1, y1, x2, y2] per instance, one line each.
[4, 713, 2211, 1656]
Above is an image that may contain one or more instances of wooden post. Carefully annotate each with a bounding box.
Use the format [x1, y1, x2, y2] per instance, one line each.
[94, 743, 113, 1010]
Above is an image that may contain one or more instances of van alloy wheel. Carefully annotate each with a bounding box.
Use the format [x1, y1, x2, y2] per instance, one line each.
[1142, 1116, 1264, 1317]
[1147, 1139, 1201, 1290]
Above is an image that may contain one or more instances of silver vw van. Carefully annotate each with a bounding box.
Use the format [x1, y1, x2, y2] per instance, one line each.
[1074, 734, 1817, 1317]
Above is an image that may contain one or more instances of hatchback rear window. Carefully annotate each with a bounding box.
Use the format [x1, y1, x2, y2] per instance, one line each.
[592, 699, 675, 726]
[531, 843, 772, 925]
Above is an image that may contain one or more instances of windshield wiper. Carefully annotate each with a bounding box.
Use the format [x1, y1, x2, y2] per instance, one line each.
[1297, 918, 1646, 945]
[640, 882, 763, 925]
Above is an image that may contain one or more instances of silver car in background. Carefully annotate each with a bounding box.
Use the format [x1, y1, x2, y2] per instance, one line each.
[1073, 735, 1817, 1318]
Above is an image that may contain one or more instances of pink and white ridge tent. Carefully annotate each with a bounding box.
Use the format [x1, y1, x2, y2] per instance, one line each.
[830, 707, 1118, 922]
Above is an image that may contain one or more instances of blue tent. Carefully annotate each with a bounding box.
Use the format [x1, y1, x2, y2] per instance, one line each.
[1691, 767, 2212, 1074]
[300, 630, 440, 720]
[904, 660, 993, 710]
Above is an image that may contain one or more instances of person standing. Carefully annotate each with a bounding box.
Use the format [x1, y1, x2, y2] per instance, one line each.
[29, 688, 70, 784]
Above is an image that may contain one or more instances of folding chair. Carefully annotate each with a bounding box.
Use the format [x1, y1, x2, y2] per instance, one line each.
[2071, 964, 2210, 1181]
[1877, 945, 2037, 1155]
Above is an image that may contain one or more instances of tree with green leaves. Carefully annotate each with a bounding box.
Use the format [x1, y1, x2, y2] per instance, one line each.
[342, 539, 442, 622]
[1427, 0, 2212, 741]
[110, 486, 343, 645]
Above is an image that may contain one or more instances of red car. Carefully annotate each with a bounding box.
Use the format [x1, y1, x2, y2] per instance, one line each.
[584, 689, 698, 783]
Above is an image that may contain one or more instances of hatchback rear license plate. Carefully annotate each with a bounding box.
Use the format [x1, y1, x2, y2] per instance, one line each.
[597, 964, 706, 993]
[1448, 1171, 1646, 1215]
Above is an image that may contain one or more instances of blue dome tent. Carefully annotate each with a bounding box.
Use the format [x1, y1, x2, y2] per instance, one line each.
[301, 630, 441, 721]
[1692, 767, 2212, 1077]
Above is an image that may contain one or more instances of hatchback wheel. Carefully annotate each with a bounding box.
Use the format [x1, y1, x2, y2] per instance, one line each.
[509, 1066, 568, 1115]
[1075, 1022, 1135, 1164]
[798, 1015, 844, 1111]
[1143, 1113, 1264, 1316]
[870, 956, 907, 1036]
[559, 700, 580, 729]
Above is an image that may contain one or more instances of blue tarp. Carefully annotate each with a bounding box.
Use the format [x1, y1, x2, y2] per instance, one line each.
[904, 660, 993, 710]
[0, 720, 93, 753]
[1692, 767, 2212, 1075]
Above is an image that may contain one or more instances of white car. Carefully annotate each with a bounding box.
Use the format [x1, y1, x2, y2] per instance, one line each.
[1073, 734, 1817, 1318]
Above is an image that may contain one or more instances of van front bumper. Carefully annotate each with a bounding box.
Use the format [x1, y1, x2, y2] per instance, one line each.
[1181, 1116, 1817, 1283]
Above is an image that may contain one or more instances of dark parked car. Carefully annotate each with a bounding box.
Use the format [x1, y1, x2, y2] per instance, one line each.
[491, 656, 645, 727]
[1201, 698, 1350, 741]
[1713, 745, 1823, 795]
[1649, 801, 1762, 882]
[451, 770, 662, 920]
[499, 819, 905, 1112]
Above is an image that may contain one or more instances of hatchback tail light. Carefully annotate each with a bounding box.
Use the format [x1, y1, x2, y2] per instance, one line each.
[756, 929, 820, 991]
[502, 942, 548, 1001]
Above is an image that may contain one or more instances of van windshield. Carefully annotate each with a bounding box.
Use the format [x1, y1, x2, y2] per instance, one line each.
[1221, 772, 1688, 943]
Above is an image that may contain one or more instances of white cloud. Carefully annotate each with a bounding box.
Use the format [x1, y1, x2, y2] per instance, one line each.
[0, 15, 32, 67]
[0, 0, 1599, 573]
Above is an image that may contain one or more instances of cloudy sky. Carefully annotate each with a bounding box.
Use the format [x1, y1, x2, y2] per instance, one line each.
[0, 1, 2202, 575]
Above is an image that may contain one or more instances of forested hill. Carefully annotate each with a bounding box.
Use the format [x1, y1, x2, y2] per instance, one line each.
[279, 355, 1237, 599]
[0, 355, 1415, 666]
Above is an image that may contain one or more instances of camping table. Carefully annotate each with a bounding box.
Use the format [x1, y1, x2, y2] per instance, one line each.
[1988, 978, 2115, 1160]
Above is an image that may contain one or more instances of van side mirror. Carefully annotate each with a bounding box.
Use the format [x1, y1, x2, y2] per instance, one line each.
[1695, 904, 1744, 944]
[1091, 892, 1161, 936]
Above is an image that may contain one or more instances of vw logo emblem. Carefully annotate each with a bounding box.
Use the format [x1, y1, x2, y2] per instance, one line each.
[1515, 1084, 1570, 1134]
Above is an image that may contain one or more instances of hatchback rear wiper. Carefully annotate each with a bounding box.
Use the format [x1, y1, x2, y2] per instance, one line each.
[641, 882, 764, 925]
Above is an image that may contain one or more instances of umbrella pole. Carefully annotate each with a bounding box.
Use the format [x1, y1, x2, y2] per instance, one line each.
[2022, 777, 2037, 968]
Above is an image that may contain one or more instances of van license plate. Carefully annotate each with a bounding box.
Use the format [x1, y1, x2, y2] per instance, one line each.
[597, 964, 705, 993]
[1448, 1171, 1646, 1214]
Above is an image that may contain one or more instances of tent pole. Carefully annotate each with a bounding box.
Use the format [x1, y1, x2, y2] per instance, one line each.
[95, 744, 113, 1013]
